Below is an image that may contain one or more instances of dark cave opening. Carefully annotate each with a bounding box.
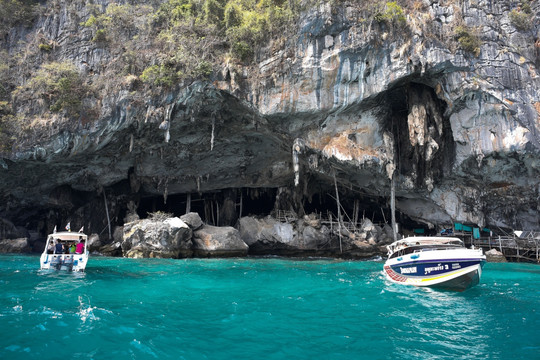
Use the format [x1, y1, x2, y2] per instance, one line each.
[137, 188, 277, 226]
[9, 181, 430, 251]
[301, 188, 429, 234]
[133, 184, 429, 236]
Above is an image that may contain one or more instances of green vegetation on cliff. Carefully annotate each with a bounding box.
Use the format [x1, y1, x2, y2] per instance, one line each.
[4, 0, 531, 143]
[78, 0, 300, 86]
[0, 0, 39, 35]
[14, 61, 91, 117]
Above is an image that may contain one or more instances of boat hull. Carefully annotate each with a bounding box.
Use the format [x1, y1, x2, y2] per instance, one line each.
[40, 253, 88, 272]
[384, 262, 483, 291]
[384, 248, 486, 291]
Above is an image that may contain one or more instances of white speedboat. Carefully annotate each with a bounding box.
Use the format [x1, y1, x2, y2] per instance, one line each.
[383, 236, 486, 291]
[40, 231, 89, 272]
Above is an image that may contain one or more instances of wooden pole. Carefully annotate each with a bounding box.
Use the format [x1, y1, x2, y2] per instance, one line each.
[353, 199, 359, 228]
[390, 174, 397, 242]
[186, 193, 191, 214]
[211, 200, 215, 225]
[216, 200, 220, 226]
[333, 171, 343, 253]
[102, 188, 112, 241]
[239, 190, 243, 219]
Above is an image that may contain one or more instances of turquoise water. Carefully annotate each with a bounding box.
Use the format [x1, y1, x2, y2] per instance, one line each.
[1, 255, 539, 359]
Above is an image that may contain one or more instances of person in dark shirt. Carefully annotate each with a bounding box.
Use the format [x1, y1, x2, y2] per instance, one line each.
[54, 241, 63, 254]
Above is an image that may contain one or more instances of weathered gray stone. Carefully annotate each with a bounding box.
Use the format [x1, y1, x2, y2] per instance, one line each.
[99, 242, 123, 257]
[87, 233, 101, 252]
[122, 217, 193, 258]
[193, 225, 248, 257]
[0, 238, 31, 253]
[237, 215, 383, 258]
[180, 212, 204, 231]
[237, 216, 262, 246]
[485, 248, 508, 263]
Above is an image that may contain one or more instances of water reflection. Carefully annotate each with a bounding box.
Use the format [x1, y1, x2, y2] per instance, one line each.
[381, 280, 493, 359]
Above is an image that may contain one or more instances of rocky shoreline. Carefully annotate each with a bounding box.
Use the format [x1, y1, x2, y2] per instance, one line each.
[0, 212, 393, 260]
[94, 211, 394, 259]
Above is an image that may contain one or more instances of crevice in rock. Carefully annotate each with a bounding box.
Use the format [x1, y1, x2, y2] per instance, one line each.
[383, 82, 455, 189]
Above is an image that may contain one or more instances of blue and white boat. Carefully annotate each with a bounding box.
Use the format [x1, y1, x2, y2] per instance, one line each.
[40, 231, 89, 272]
[383, 236, 486, 291]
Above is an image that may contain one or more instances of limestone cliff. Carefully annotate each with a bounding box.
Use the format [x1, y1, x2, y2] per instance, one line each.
[0, 0, 539, 249]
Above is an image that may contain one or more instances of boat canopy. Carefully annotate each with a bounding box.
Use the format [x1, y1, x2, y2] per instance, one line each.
[47, 231, 88, 241]
[387, 236, 463, 253]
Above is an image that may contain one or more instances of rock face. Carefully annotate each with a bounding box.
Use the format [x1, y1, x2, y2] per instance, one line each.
[0, 0, 539, 253]
[180, 212, 204, 231]
[485, 248, 508, 263]
[118, 213, 248, 258]
[193, 225, 248, 257]
[0, 238, 31, 253]
[88, 213, 389, 259]
[122, 217, 193, 258]
[237, 215, 391, 258]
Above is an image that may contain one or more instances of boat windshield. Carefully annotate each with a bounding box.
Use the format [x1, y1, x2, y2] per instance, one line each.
[387, 237, 464, 258]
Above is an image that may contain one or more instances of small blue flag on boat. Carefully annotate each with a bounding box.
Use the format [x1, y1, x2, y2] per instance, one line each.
[53, 225, 57, 233]
[65, 222, 71, 231]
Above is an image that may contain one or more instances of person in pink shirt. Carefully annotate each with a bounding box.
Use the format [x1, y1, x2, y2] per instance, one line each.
[76, 238, 85, 254]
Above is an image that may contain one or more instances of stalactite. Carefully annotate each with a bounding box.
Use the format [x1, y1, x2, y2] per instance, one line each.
[145, 106, 152, 123]
[163, 178, 169, 205]
[210, 117, 215, 151]
[129, 134, 134, 153]
[292, 138, 305, 187]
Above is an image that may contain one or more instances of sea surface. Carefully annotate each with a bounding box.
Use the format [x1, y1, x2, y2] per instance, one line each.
[0, 255, 539, 360]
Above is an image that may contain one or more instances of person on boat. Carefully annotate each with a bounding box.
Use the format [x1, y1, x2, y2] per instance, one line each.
[47, 239, 55, 254]
[54, 241, 63, 254]
[76, 239, 85, 254]
[69, 243, 76, 254]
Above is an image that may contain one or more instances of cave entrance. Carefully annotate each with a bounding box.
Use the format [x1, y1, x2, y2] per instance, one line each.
[137, 188, 277, 226]
[300, 184, 428, 235]
[136, 185, 401, 229]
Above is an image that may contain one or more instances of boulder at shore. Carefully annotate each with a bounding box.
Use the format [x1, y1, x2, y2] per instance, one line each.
[0, 238, 31, 253]
[237, 215, 391, 258]
[193, 225, 248, 257]
[122, 217, 193, 258]
[485, 248, 507, 263]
